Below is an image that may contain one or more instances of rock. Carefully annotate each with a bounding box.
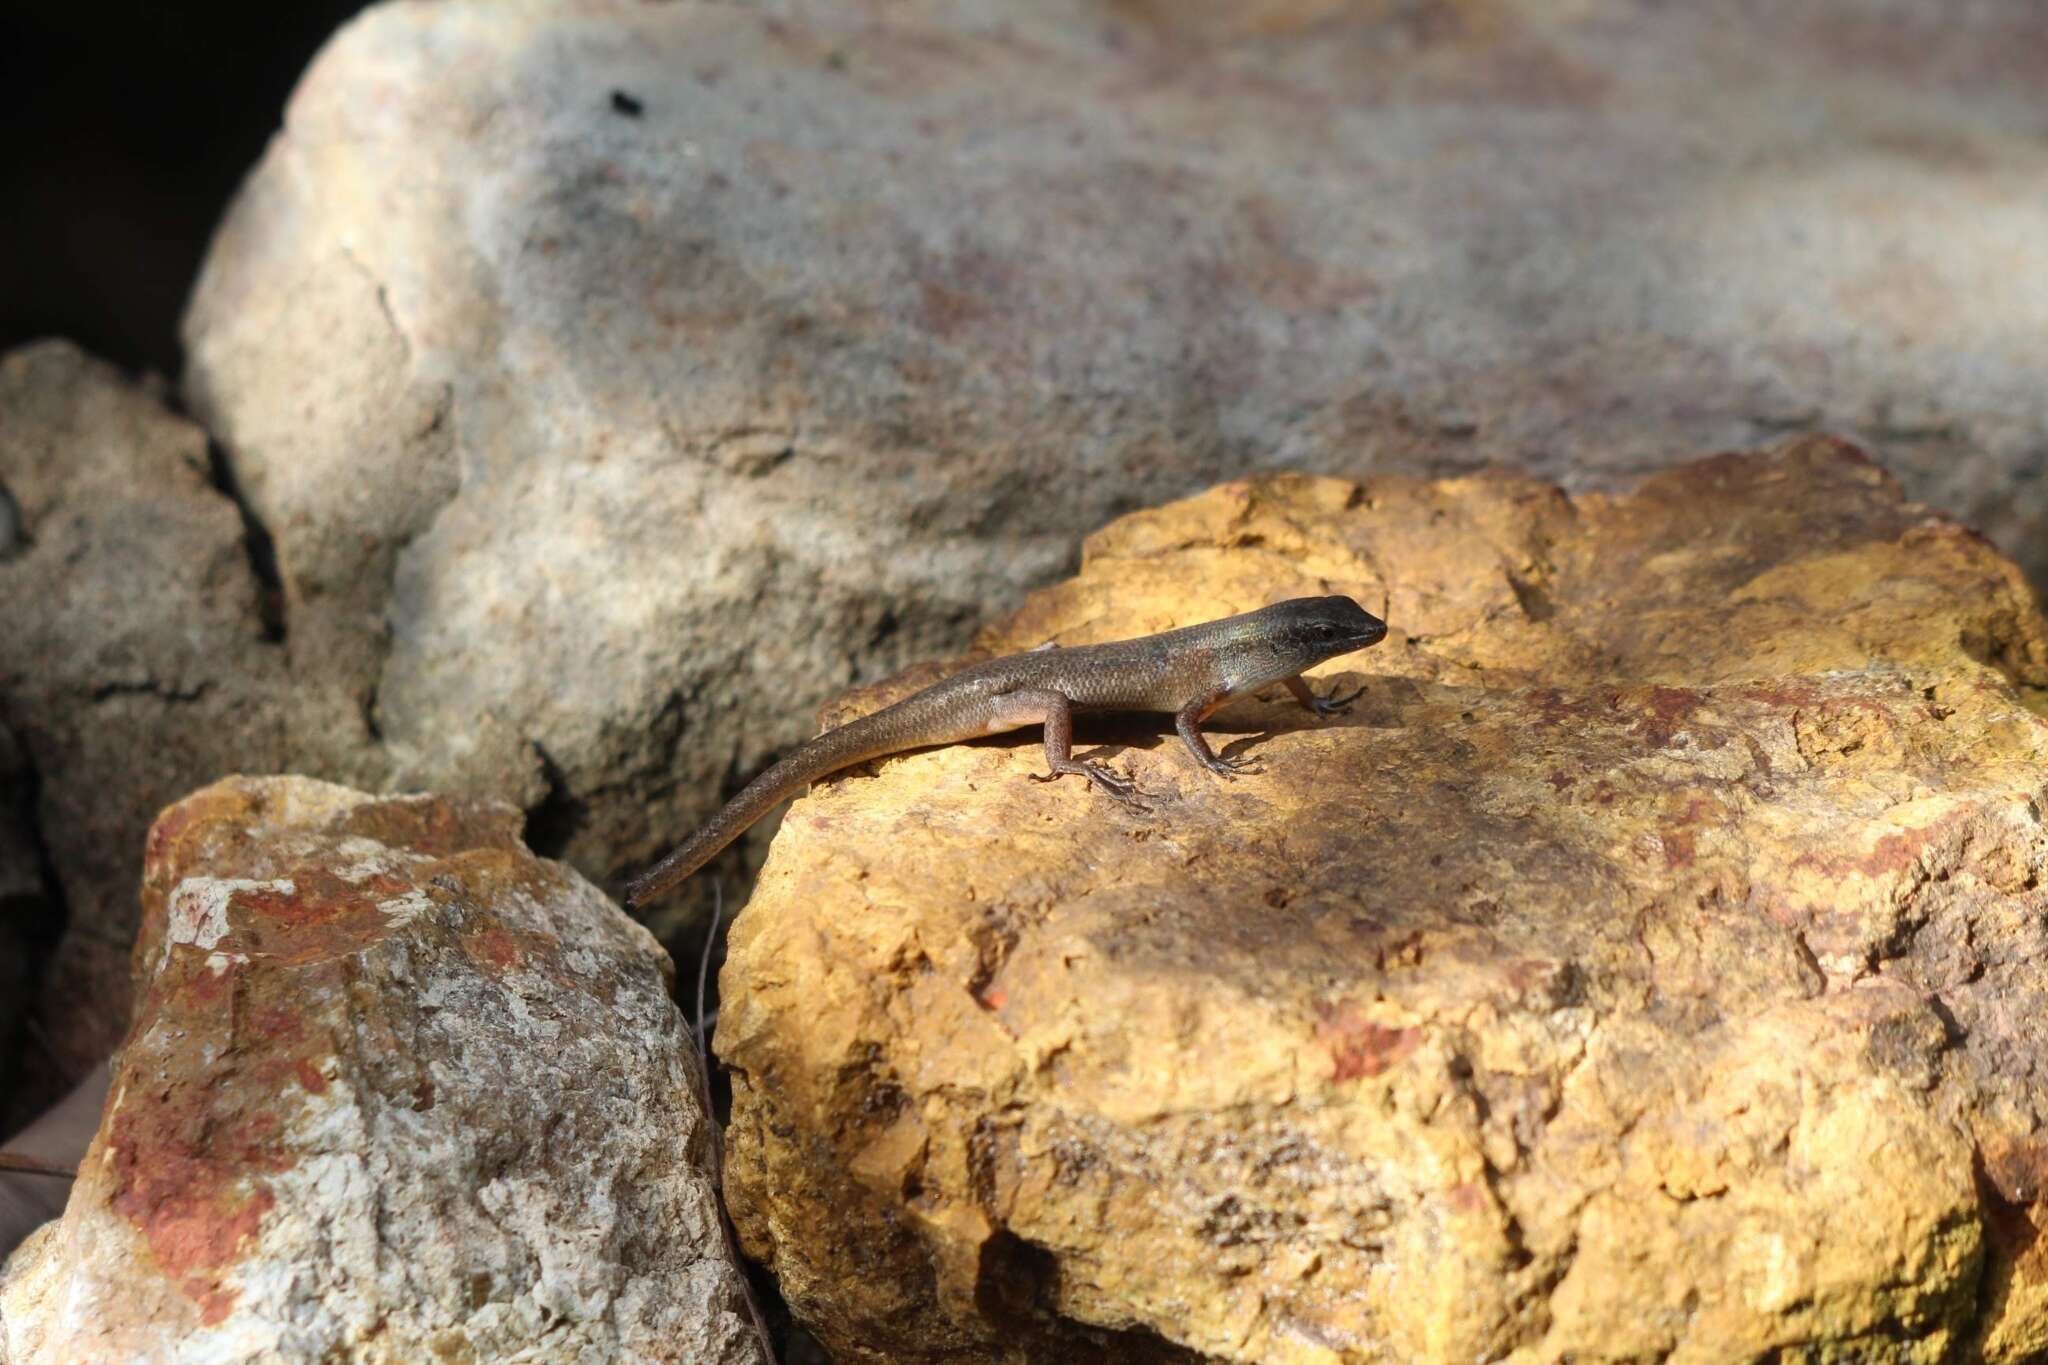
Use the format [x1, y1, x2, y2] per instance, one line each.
[0, 342, 307, 1107]
[716, 440, 2048, 1363]
[183, 0, 2048, 937]
[0, 776, 763, 1363]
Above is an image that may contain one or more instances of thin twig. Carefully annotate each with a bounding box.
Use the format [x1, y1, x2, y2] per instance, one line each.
[696, 879, 777, 1364]
[696, 881, 718, 1061]
[0, 1151, 76, 1179]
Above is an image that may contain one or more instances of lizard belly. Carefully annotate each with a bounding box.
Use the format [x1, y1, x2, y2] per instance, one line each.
[983, 693, 1055, 732]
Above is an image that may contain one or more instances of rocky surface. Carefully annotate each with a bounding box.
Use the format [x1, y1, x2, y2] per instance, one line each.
[183, 0, 2048, 943]
[0, 342, 303, 1118]
[717, 440, 2048, 1363]
[0, 776, 762, 1363]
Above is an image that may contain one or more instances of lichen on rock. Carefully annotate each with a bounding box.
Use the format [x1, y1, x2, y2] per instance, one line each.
[717, 440, 2048, 1363]
[0, 776, 762, 1364]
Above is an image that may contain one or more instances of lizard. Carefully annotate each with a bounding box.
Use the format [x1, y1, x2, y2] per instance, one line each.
[624, 595, 1388, 907]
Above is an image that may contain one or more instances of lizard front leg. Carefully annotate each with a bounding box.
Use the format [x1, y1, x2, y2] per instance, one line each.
[1175, 691, 1262, 778]
[1284, 674, 1365, 718]
[990, 689, 1142, 802]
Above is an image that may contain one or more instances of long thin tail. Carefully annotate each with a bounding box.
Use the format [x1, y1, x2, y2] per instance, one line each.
[623, 711, 906, 908]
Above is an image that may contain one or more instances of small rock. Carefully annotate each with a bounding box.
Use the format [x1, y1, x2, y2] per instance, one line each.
[0, 776, 762, 1364]
[718, 440, 2048, 1362]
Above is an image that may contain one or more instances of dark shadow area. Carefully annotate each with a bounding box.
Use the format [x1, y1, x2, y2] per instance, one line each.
[0, 730, 64, 1139]
[0, 2, 365, 373]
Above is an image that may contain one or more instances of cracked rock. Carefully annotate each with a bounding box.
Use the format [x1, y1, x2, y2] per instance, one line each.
[0, 341, 310, 1112]
[717, 441, 2048, 1362]
[0, 776, 763, 1364]
[182, 0, 2048, 941]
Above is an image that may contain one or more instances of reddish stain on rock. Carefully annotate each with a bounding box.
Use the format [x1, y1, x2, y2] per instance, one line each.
[249, 1002, 302, 1042]
[1859, 826, 1933, 879]
[468, 923, 525, 970]
[144, 798, 205, 869]
[1315, 1000, 1420, 1081]
[462, 920, 562, 973]
[1637, 686, 1705, 747]
[1661, 827, 1697, 870]
[334, 795, 521, 858]
[294, 1058, 330, 1095]
[1527, 688, 1599, 730]
[1737, 681, 1822, 711]
[1446, 1181, 1490, 1215]
[109, 1090, 286, 1320]
[174, 956, 242, 1009]
[189, 1281, 242, 1327]
[225, 867, 422, 964]
[1658, 795, 1721, 870]
[1790, 820, 1942, 881]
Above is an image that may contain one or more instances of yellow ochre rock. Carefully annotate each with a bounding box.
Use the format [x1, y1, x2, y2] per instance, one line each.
[717, 439, 2048, 1364]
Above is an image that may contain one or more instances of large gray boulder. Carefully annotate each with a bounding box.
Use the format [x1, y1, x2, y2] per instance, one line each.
[182, 0, 2048, 939]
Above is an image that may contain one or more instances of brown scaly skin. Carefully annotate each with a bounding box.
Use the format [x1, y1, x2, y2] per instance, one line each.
[625, 597, 1388, 907]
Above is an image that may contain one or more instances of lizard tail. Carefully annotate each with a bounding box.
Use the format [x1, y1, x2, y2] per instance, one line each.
[622, 710, 907, 908]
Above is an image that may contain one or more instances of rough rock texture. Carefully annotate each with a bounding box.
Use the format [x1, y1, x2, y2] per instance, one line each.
[183, 0, 2048, 940]
[0, 776, 762, 1364]
[0, 342, 302, 1115]
[718, 441, 2048, 1363]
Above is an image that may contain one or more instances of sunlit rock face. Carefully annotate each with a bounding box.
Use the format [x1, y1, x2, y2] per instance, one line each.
[720, 445, 2048, 1363]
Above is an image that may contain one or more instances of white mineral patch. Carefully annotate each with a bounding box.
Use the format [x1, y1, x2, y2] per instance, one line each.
[376, 888, 435, 929]
[161, 877, 294, 969]
[327, 834, 423, 883]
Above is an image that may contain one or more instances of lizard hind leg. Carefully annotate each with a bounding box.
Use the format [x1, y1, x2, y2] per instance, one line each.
[992, 689, 1146, 805]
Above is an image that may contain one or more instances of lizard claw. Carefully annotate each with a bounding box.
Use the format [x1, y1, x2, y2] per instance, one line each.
[1203, 753, 1263, 779]
[1309, 683, 1367, 717]
[1034, 762, 1148, 806]
[1082, 762, 1146, 805]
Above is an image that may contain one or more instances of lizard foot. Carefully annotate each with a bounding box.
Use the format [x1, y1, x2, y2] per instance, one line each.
[1308, 683, 1367, 717]
[1033, 762, 1147, 805]
[1201, 752, 1263, 780]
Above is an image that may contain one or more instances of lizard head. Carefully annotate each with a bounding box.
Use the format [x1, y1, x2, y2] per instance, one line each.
[1269, 595, 1388, 662]
[1220, 595, 1388, 691]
